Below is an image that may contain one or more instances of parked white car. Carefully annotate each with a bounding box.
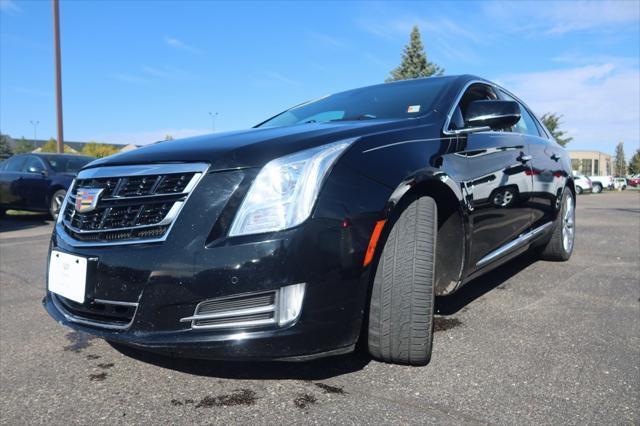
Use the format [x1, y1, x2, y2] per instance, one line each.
[613, 177, 627, 190]
[572, 173, 593, 194]
[588, 175, 614, 193]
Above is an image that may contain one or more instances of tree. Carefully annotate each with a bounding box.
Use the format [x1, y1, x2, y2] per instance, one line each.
[14, 137, 35, 154]
[81, 142, 120, 158]
[628, 148, 640, 175]
[40, 138, 75, 153]
[613, 141, 626, 176]
[164, 134, 174, 141]
[0, 134, 13, 158]
[540, 113, 573, 146]
[386, 26, 443, 83]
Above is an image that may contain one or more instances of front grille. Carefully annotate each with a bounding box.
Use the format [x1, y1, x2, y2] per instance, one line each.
[53, 294, 138, 330]
[181, 290, 278, 330]
[59, 163, 208, 246]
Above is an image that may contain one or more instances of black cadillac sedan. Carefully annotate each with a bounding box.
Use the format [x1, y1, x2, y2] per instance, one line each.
[0, 153, 95, 219]
[44, 75, 575, 365]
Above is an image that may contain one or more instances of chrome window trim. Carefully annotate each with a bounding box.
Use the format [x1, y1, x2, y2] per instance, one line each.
[443, 79, 546, 139]
[56, 162, 210, 247]
[442, 79, 491, 136]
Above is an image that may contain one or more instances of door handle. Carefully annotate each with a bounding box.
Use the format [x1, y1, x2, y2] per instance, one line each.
[517, 153, 532, 163]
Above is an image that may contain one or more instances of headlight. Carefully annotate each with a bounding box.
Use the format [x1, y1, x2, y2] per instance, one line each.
[229, 138, 356, 236]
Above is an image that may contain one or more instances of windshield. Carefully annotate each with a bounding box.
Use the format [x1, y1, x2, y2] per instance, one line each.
[257, 77, 454, 128]
[43, 155, 94, 173]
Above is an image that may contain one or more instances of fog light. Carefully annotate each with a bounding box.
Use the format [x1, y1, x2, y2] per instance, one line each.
[278, 283, 306, 326]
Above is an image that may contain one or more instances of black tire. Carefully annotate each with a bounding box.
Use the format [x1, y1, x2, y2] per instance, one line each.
[539, 189, 575, 261]
[592, 183, 602, 194]
[49, 189, 66, 220]
[575, 185, 583, 195]
[368, 196, 437, 366]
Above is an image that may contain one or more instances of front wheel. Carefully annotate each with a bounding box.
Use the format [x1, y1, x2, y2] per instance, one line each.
[49, 189, 66, 220]
[367, 196, 437, 366]
[592, 183, 603, 194]
[575, 186, 583, 195]
[539, 190, 575, 261]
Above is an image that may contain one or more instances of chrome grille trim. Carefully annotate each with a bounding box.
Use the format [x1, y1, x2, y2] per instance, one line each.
[56, 162, 209, 247]
[51, 294, 139, 331]
[181, 290, 279, 330]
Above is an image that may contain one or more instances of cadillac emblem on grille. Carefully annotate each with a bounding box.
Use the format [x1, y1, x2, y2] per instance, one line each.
[75, 188, 104, 213]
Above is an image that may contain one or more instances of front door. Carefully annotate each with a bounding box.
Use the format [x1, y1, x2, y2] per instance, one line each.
[459, 131, 534, 269]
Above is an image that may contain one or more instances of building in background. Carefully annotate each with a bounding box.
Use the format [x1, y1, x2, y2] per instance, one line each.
[569, 150, 612, 176]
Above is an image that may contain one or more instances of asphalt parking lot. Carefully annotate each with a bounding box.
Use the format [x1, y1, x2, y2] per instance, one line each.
[1, 191, 638, 425]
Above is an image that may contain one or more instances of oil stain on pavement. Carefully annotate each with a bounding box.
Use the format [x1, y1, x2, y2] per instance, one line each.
[171, 389, 258, 408]
[294, 393, 317, 410]
[89, 372, 108, 381]
[63, 331, 97, 353]
[433, 317, 462, 332]
[314, 382, 346, 395]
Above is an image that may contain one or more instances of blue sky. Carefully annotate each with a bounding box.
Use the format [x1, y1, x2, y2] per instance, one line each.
[1, 0, 638, 155]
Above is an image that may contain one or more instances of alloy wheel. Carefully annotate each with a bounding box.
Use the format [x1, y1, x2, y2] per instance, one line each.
[562, 194, 575, 253]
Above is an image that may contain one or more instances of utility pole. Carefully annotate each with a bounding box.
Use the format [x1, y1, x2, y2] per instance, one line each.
[209, 112, 218, 133]
[29, 120, 39, 142]
[52, 0, 64, 153]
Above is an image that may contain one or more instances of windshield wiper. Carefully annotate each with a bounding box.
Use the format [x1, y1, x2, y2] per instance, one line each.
[331, 114, 377, 122]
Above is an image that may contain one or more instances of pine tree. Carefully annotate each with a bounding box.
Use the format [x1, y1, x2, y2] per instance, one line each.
[14, 137, 34, 154]
[0, 134, 13, 158]
[629, 148, 640, 175]
[614, 141, 626, 177]
[540, 113, 573, 146]
[386, 26, 443, 82]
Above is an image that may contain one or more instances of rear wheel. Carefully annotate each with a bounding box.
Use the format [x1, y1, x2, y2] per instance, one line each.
[49, 189, 66, 220]
[575, 186, 583, 195]
[367, 196, 437, 366]
[539, 189, 575, 261]
[592, 183, 602, 194]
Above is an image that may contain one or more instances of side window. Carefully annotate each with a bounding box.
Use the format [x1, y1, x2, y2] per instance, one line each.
[449, 83, 498, 131]
[4, 156, 27, 172]
[23, 157, 46, 173]
[499, 91, 540, 137]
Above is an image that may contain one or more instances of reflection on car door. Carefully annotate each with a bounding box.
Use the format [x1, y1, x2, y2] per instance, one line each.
[499, 90, 565, 228]
[19, 156, 50, 211]
[457, 131, 535, 269]
[525, 137, 565, 227]
[0, 155, 28, 209]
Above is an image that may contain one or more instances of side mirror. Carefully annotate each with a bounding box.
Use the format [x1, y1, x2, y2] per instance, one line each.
[465, 100, 521, 131]
[28, 166, 47, 176]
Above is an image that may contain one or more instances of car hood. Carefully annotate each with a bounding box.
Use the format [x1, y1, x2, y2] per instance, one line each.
[86, 118, 421, 172]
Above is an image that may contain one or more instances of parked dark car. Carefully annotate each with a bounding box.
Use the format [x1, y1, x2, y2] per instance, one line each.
[0, 153, 95, 218]
[44, 75, 575, 365]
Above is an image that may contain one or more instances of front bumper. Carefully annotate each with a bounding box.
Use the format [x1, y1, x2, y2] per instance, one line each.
[44, 165, 391, 360]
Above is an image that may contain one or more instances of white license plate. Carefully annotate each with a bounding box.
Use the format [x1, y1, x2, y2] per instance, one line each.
[48, 250, 88, 304]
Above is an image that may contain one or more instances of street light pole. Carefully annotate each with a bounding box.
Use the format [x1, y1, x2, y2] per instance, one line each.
[209, 112, 218, 133]
[29, 120, 39, 142]
[52, 0, 64, 154]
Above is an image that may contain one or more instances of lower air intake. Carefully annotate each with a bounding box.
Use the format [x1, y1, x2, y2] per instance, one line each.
[180, 283, 306, 330]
